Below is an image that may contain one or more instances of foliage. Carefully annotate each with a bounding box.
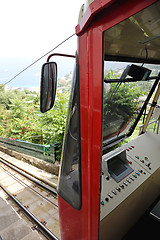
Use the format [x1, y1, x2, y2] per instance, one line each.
[0, 67, 153, 162]
[0, 84, 26, 109]
[103, 82, 143, 122]
[103, 69, 151, 138]
[40, 92, 69, 145]
[0, 85, 69, 161]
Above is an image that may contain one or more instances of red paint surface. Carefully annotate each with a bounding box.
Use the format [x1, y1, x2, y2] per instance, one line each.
[58, 0, 158, 239]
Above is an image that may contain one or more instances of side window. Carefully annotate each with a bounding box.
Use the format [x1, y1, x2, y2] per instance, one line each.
[57, 55, 81, 210]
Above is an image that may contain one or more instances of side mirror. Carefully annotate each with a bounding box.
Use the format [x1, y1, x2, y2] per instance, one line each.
[40, 62, 57, 113]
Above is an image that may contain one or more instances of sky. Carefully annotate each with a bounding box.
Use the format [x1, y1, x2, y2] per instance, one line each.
[0, 0, 85, 87]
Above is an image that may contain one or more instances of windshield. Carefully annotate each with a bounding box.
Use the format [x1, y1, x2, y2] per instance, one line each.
[103, 61, 159, 148]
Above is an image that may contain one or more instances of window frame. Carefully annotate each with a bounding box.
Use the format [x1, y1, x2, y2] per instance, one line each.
[102, 58, 160, 151]
[57, 53, 82, 210]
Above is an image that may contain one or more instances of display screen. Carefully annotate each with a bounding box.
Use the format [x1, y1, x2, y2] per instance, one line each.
[108, 157, 133, 182]
[109, 159, 127, 176]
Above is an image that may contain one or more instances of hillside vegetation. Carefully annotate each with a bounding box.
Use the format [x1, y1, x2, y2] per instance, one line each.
[0, 84, 69, 160]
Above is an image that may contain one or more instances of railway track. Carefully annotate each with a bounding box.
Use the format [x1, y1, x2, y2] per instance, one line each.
[0, 158, 60, 240]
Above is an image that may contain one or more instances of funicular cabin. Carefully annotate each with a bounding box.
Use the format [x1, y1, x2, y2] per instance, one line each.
[40, 0, 160, 239]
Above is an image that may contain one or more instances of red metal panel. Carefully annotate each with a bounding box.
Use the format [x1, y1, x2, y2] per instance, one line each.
[87, 27, 103, 240]
[58, 1, 159, 240]
[58, 196, 82, 240]
[79, 31, 91, 240]
[76, 0, 116, 35]
[57, 32, 89, 240]
[58, 27, 103, 240]
[79, 27, 103, 240]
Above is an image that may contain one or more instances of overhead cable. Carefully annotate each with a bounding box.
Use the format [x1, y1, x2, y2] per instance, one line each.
[3, 33, 76, 86]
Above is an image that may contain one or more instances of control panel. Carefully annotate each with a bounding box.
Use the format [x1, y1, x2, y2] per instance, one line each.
[125, 131, 160, 174]
[100, 131, 160, 221]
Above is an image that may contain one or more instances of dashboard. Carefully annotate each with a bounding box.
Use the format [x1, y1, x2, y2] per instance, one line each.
[100, 131, 160, 239]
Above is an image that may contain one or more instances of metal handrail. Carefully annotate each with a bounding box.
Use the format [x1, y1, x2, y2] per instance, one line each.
[139, 119, 160, 135]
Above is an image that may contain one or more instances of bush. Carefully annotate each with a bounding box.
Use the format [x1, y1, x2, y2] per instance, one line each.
[0, 86, 69, 161]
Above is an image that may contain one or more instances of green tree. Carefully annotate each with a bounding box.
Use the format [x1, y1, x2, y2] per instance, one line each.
[0, 88, 69, 161]
[8, 98, 26, 118]
[103, 81, 146, 138]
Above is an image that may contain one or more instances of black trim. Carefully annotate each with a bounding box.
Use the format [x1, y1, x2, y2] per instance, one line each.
[103, 135, 126, 151]
[127, 74, 160, 137]
[105, 55, 160, 65]
[104, 76, 160, 83]
[40, 62, 57, 113]
[151, 101, 157, 108]
[76, 52, 82, 210]
[57, 53, 82, 210]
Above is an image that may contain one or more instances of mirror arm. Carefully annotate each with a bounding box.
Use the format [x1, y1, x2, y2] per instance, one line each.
[47, 53, 75, 62]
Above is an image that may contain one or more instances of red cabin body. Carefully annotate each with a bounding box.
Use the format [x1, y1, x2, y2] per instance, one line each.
[56, 0, 160, 239]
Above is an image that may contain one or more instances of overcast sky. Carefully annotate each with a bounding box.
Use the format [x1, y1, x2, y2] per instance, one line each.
[0, 0, 84, 87]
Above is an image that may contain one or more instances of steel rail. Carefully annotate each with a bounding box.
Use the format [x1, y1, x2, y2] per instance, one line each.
[0, 165, 58, 208]
[0, 183, 59, 240]
[0, 158, 57, 195]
